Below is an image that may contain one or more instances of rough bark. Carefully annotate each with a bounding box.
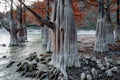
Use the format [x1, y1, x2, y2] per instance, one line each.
[46, 29, 52, 53]
[115, 0, 120, 42]
[17, 0, 27, 42]
[115, 25, 120, 42]
[20, 0, 80, 78]
[43, 25, 48, 46]
[17, 25, 27, 42]
[94, 0, 108, 53]
[46, 0, 53, 53]
[43, 0, 50, 46]
[50, 0, 80, 78]
[105, 0, 114, 45]
[10, 0, 18, 46]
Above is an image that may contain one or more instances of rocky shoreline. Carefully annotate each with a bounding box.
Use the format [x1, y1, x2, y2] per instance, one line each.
[5, 51, 120, 80]
[3, 34, 120, 80]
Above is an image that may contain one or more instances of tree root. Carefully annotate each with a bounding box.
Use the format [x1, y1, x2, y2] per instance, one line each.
[6, 61, 15, 68]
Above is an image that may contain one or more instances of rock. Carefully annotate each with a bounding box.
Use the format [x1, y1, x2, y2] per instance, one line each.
[105, 69, 113, 77]
[43, 54, 51, 58]
[2, 55, 6, 58]
[39, 57, 45, 62]
[1, 44, 6, 47]
[81, 72, 86, 80]
[111, 66, 119, 73]
[35, 58, 40, 62]
[26, 52, 37, 61]
[40, 54, 44, 57]
[91, 68, 98, 79]
[7, 61, 15, 68]
[41, 61, 47, 64]
[45, 57, 51, 63]
[86, 74, 92, 80]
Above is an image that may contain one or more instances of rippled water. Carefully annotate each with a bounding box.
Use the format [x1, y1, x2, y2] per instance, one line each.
[0, 28, 95, 80]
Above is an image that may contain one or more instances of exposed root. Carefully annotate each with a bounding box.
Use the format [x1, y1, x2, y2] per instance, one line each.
[6, 61, 15, 68]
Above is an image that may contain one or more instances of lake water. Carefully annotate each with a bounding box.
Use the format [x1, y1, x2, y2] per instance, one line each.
[0, 28, 95, 80]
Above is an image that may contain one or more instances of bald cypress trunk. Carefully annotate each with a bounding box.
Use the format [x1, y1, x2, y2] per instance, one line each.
[10, 0, 18, 46]
[19, 0, 80, 78]
[46, 29, 52, 52]
[17, 0, 27, 42]
[105, 0, 114, 45]
[43, 25, 49, 46]
[46, 0, 53, 53]
[50, 0, 80, 78]
[43, 0, 50, 46]
[94, 0, 108, 53]
[115, 0, 120, 42]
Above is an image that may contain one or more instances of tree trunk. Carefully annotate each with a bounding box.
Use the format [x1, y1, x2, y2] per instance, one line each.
[17, 26, 27, 42]
[10, 28, 18, 46]
[115, 0, 120, 42]
[43, 0, 50, 46]
[19, 0, 80, 78]
[94, 0, 108, 53]
[50, 0, 80, 78]
[43, 25, 49, 46]
[105, 0, 114, 45]
[46, 0, 53, 53]
[17, 0, 27, 42]
[115, 25, 120, 42]
[10, 0, 18, 46]
[46, 29, 52, 53]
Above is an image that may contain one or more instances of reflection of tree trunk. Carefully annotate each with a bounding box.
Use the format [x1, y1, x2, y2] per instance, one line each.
[94, 0, 108, 53]
[105, 0, 114, 45]
[115, 0, 120, 42]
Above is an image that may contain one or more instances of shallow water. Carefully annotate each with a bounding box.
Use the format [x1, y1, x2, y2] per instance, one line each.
[0, 28, 45, 80]
[0, 28, 95, 80]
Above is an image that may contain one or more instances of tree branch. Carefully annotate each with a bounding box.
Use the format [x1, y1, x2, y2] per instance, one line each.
[18, 0, 55, 30]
